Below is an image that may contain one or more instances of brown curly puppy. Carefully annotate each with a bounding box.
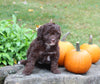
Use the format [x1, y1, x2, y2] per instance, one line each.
[20, 22, 61, 75]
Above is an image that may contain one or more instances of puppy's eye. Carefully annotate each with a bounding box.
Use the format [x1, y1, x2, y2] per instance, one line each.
[51, 32, 55, 35]
[44, 32, 49, 35]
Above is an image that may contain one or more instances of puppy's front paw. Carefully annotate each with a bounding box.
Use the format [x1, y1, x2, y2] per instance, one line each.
[52, 69, 61, 74]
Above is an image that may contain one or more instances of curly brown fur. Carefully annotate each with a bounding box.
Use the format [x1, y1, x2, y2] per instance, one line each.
[20, 23, 61, 75]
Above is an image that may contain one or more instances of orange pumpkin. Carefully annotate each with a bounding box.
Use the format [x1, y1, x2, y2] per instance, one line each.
[58, 41, 75, 66]
[80, 35, 100, 63]
[64, 42, 92, 74]
[58, 32, 75, 66]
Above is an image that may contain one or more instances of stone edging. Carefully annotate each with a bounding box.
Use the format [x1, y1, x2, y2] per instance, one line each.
[0, 65, 24, 84]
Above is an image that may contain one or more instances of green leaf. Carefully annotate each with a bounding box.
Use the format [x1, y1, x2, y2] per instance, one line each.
[1, 53, 10, 60]
[8, 47, 15, 52]
[2, 60, 7, 65]
[8, 61, 13, 66]
[0, 54, 1, 63]
[18, 44, 25, 50]
[32, 32, 37, 39]
[5, 43, 11, 48]
[0, 46, 3, 49]
[16, 41, 20, 46]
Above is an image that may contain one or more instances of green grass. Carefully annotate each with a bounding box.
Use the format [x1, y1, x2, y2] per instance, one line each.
[0, 0, 100, 46]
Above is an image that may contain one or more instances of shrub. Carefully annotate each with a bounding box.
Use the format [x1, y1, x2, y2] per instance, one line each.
[0, 15, 37, 66]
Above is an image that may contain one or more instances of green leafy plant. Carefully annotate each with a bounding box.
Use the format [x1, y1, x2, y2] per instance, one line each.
[0, 15, 37, 66]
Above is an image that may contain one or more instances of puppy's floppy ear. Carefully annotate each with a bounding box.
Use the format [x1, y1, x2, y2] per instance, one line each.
[37, 25, 44, 39]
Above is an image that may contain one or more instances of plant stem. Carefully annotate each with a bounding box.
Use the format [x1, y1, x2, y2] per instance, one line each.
[76, 42, 80, 51]
[88, 35, 93, 44]
[61, 32, 70, 41]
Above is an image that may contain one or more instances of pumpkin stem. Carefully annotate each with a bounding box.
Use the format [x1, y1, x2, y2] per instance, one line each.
[76, 42, 80, 51]
[49, 19, 53, 23]
[61, 32, 70, 41]
[89, 35, 93, 44]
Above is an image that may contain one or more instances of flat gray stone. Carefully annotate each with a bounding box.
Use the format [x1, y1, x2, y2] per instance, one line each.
[0, 65, 24, 84]
[4, 61, 100, 84]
